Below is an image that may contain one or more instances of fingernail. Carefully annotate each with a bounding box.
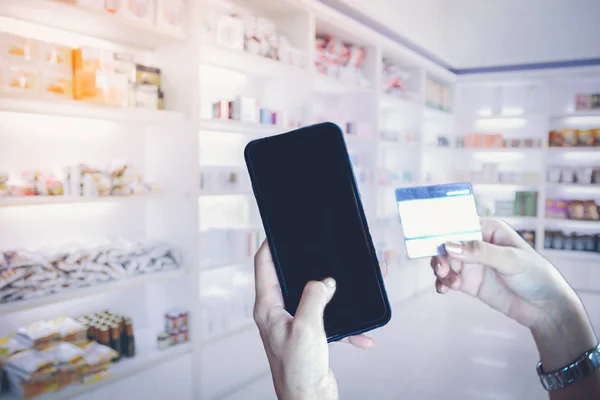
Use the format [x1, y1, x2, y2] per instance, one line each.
[444, 241, 463, 254]
[323, 277, 336, 289]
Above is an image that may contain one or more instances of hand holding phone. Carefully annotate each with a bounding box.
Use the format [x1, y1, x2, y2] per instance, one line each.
[245, 122, 391, 342]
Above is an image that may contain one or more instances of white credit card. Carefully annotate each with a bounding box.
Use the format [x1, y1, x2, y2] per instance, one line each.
[395, 183, 482, 259]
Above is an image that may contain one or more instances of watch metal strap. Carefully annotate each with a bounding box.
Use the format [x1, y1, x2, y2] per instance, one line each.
[537, 343, 600, 391]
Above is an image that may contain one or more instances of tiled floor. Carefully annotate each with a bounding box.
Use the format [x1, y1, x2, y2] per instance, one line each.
[225, 289, 600, 400]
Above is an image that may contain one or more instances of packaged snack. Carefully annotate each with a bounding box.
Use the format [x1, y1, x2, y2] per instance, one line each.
[39, 42, 72, 71]
[4, 350, 58, 400]
[583, 200, 599, 220]
[155, 0, 185, 35]
[6, 65, 40, 95]
[592, 129, 600, 147]
[567, 200, 585, 220]
[40, 70, 73, 99]
[561, 129, 577, 146]
[15, 321, 61, 348]
[3, 34, 39, 63]
[0, 336, 29, 359]
[576, 94, 591, 111]
[119, 0, 154, 24]
[577, 129, 594, 147]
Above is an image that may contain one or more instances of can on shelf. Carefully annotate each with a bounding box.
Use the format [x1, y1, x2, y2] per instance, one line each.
[178, 310, 188, 331]
[178, 329, 189, 343]
[165, 310, 179, 333]
[170, 332, 179, 346]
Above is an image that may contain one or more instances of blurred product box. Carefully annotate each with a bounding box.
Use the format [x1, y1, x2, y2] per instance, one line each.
[155, 0, 185, 35]
[214, 14, 245, 51]
[548, 128, 600, 147]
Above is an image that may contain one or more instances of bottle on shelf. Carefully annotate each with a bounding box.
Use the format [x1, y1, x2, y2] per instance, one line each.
[123, 318, 136, 357]
[109, 324, 122, 361]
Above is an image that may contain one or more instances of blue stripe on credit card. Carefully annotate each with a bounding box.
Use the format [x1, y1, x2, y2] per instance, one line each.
[405, 229, 482, 241]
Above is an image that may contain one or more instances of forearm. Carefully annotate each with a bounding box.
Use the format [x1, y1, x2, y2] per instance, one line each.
[531, 298, 600, 399]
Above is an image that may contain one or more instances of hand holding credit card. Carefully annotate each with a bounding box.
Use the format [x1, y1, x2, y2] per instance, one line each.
[395, 183, 482, 258]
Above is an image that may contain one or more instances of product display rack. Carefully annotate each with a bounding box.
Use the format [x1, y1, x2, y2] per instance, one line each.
[453, 77, 600, 290]
[1, 0, 455, 399]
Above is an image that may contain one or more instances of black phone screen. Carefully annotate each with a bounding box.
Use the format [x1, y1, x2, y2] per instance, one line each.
[245, 122, 390, 341]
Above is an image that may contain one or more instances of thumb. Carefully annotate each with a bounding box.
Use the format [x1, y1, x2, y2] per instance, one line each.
[294, 278, 336, 327]
[443, 240, 522, 275]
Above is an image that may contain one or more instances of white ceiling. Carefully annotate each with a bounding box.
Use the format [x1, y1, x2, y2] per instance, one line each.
[341, 0, 600, 69]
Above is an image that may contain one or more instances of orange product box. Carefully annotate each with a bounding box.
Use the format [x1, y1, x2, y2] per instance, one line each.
[73, 47, 128, 106]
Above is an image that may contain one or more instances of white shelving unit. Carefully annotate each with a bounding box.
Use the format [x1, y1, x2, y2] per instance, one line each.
[454, 74, 600, 290]
[0, 0, 467, 399]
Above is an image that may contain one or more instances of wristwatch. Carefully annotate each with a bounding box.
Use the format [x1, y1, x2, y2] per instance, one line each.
[537, 343, 600, 391]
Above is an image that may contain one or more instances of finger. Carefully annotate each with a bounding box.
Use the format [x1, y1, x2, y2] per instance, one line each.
[429, 256, 438, 269]
[435, 278, 450, 294]
[294, 278, 336, 327]
[435, 257, 462, 289]
[443, 240, 522, 275]
[254, 240, 284, 315]
[379, 261, 388, 278]
[346, 334, 375, 349]
[480, 217, 529, 249]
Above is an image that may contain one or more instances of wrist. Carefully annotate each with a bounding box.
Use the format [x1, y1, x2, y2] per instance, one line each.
[531, 296, 598, 372]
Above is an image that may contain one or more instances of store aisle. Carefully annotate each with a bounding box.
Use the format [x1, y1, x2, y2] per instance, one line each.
[224, 274, 600, 400]
[330, 291, 542, 400]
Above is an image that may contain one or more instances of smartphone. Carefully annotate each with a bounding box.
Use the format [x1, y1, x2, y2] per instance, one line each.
[395, 182, 482, 259]
[245, 122, 391, 342]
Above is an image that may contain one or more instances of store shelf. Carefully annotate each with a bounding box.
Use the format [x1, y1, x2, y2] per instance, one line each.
[0, 193, 168, 208]
[0, 269, 187, 315]
[495, 216, 538, 225]
[541, 249, 600, 262]
[200, 44, 309, 79]
[472, 183, 540, 191]
[199, 191, 253, 197]
[457, 147, 542, 154]
[200, 258, 253, 271]
[201, 321, 256, 346]
[0, 97, 185, 123]
[0, 0, 185, 50]
[198, 119, 286, 136]
[545, 218, 600, 230]
[548, 147, 600, 154]
[313, 73, 373, 94]
[551, 110, 600, 119]
[546, 183, 600, 191]
[0, 333, 192, 400]
[424, 106, 453, 119]
[379, 93, 420, 109]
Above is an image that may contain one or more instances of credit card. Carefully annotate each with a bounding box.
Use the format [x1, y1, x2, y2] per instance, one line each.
[395, 183, 482, 259]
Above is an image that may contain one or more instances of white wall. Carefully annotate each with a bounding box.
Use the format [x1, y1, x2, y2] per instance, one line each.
[342, 0, 600, 68]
